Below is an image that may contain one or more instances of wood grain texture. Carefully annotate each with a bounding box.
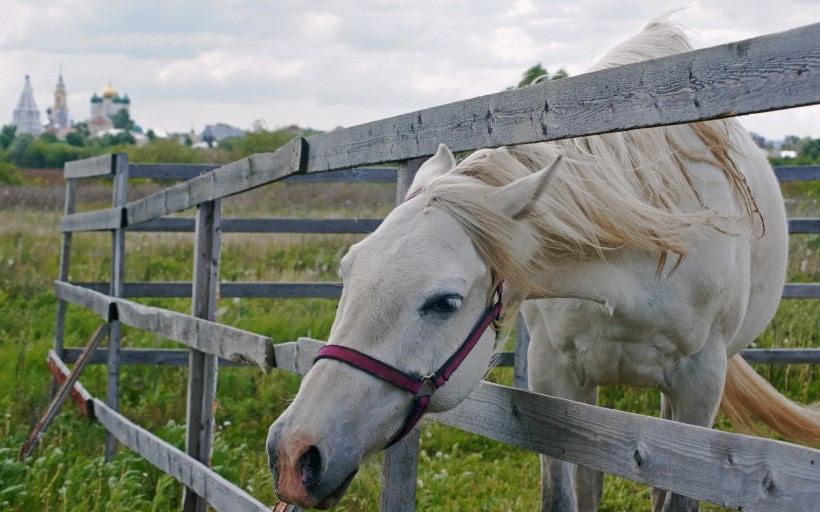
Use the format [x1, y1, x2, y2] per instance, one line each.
[106, 152, 128, 461]
[46, 350, 94, 419]
[53, 281, 116, 321]
[431, 382, 820, 511]
[115, 298, 274, 371]
[19, 324, 109, 460]
[60, 208, 124, 232]
[184, 199, 222, 512]
[62, 347, 252, 367]
[782, 283, 820, 299]
[92, 399, 270, 512]
[128, 163, 220, 180]
[379, 428, 420, 512]
[788, 218, 820, 234]
[303, 24, 820, 172]
[64, 154, 114, 179]
[126, 137, 307, 227]
[128, 163, 396, 183]
[128, 217, 384, 234]
[54, 179, 77, 360]
[773, 165, 820, 182]
[741, 349, 820, 364]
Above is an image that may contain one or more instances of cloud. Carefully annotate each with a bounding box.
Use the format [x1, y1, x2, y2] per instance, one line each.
[1, 0, 819, 138]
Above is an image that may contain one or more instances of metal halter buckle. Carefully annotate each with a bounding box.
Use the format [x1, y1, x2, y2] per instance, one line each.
[417, 375, 438, 398]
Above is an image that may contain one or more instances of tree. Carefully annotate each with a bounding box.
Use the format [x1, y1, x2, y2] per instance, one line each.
[111, 109, 134, 131]
[9, 134, 34, 165]
[40, 132, 59, 144]
[508, 63, 569, 90]
[65, 131, 85, 147]
[0, 125, 16, 150]
[73, 121, 91, 138]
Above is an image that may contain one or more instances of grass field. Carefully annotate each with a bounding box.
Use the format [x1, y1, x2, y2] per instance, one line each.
[0, 170, 817, 511]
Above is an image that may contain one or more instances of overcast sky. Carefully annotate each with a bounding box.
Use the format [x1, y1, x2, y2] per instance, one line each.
[2, 1, 819, 141]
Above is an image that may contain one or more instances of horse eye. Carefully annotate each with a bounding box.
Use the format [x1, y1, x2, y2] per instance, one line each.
[421, 295, 463, 315]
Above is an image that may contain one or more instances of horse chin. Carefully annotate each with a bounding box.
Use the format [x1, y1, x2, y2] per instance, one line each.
[274, 469, 357, 510]
[313, 470, 357, 509]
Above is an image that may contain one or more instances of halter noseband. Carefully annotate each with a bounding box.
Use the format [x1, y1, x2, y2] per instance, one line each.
[314, 282, 504, 448]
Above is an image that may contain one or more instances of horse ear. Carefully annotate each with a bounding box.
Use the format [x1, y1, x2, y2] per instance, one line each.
[408, 144, 456, 194]
[490, 155, 563, 220]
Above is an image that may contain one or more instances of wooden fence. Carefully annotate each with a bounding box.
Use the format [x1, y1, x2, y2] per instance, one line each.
[46, 22, 820, 511]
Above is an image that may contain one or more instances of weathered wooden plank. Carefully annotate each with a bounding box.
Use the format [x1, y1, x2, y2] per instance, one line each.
[62, 347, 253, 366]
[514, 314, 530, 390]
[73, 281, 344, 299]
[223, 218, 383, 234]
[92, 399, 270, 512]
[272, 342, 298, 373]
[782, 283, 820, 299]
[184, 199, 222, 512]
[54, 179, 77, 379]
[46, 350, 94, 418]
[222, 282, 343, 299]
[489, 352, 515, 367]
[284, 167, 396, 183]
[128, 163, 220, 180]
[53, 281, 116, 321]
[431, 382, 820, 512]
[379, 428, 420, 512]
[294, 338, 326, 376]
[773, 165, 820, 182]
[19, 324, 109, 460]
[741, 348, 820, 364]
[64, 154, 114, 179]
[303, 24, 820, 172]
[126, 137, 307, 226]
[127, 217, 383, 234]
[106, 152, 128, 461]
[126, 218, 196, 232]
[115, 298, 274, 371]
[60, 208, 124, 232]
[788, 218, 820, 234]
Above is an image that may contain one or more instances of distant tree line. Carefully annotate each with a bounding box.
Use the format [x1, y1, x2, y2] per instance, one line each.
[0, 122, 316, 178]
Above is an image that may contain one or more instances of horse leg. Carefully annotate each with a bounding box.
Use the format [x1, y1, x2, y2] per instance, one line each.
[532, 373, 600, 512]
[524, 304, 600, 512]
[654, 342, 728, 512]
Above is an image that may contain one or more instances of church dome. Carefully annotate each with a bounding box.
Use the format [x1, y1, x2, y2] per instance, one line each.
[102, 83, 117, 99]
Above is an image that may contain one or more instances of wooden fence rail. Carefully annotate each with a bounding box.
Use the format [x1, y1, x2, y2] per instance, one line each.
[45, 22, 820, 512]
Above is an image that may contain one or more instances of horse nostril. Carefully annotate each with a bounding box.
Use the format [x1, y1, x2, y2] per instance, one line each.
[298, 445, 322, 491]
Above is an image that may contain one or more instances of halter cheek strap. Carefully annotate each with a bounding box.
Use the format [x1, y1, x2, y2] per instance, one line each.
[314, 283, 503, 448]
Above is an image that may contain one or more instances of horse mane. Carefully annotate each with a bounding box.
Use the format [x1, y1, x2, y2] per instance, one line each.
[421, 20, 761, 302]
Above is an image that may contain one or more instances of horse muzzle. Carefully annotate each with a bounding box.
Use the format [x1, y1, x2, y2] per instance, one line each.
[267, 421, 359, 509]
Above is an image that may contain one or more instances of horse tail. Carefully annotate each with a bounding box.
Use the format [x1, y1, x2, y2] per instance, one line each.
[720, 354, 820, 445]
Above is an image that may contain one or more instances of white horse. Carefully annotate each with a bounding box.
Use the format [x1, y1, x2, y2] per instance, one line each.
[267, 21, 820, 511]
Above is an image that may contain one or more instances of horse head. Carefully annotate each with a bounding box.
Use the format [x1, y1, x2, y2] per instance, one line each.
[266, 144, 560, 509]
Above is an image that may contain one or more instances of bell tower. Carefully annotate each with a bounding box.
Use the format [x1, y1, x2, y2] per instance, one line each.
[50, 68, 69, 129]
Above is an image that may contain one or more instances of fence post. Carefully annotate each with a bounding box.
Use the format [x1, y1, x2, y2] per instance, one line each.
[183, 199, 222, 512]
[53, 177, 77, 394]
[380, 156, 426, 511]
[514, 314, 530, 390]
[105, 152, 128, 460]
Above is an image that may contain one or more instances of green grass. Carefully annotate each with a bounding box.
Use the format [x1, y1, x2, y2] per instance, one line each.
[0, 177, 817, 511]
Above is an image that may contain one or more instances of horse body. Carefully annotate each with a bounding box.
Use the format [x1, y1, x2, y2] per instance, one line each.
[266, 20, 814, 512]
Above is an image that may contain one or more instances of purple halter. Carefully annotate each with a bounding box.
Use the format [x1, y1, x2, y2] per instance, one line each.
[314, 282, 504, 448]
